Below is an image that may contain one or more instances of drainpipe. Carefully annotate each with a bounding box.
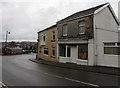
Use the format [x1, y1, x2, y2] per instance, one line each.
[93, 15, 98, 66]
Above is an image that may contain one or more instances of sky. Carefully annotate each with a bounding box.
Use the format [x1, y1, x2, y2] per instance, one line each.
[0, 0, 120, 42]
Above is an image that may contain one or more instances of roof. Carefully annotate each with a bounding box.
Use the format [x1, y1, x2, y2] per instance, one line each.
[38, 24, 57, 33]
[57, 3, 107, 23]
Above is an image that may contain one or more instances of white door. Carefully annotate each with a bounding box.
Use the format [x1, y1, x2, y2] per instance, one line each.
[71, 45, 77, 63]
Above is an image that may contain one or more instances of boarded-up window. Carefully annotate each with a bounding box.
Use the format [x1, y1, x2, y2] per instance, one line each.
[78, 45, 88, 60]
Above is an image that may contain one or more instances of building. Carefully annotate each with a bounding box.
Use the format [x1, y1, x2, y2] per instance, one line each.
[37, 24, 58, 62]
[57, 3, 120, 67]
[118, 1, 120, 21]
[37, 3, 120, 67]
[2, 42, 22, 55]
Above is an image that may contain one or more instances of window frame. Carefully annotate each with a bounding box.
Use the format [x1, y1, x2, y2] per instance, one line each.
[52, 46, 55, 57]
[62, 24, 68, 36]
[78, 20, 86, 34]
[44, 47, 48, 55]
[104, 42, 120, 55]
[52, 31, 55, 40]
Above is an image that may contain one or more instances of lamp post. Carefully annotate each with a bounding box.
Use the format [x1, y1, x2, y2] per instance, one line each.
[5, 31, 10, 46]
[5, 31, 10, 55]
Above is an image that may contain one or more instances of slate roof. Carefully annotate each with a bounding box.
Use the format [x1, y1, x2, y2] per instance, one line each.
[38, 24, 57, 33]
[57, 3, 107, 23]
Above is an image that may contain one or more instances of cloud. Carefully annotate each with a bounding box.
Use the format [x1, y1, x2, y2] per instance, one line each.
[1, 0, 119, 42]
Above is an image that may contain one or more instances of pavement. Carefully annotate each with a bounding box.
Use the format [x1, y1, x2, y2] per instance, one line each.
[29, 58, 120, 76]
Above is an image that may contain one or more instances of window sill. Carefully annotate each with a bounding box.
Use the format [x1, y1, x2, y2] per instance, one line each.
[51, 56, 56, 58]
[44, 54, 48, 56]
[77, 59, 88, 62]
[51, 40, 56, 42]
[104, 54, 120, 56]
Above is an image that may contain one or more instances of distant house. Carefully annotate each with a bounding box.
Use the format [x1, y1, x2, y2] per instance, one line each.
[37, 24, 58, 62]
[2, 42, 22, 55]
[37, 3, 120, 68]
[3, 47, 22, 55]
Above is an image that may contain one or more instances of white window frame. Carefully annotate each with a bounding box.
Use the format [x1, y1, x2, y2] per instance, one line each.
[104, 42, 120, 55]
[44, 47, 48, 55]
[59, 45, 71, 57]
[79, 21, 86, 34]
[52, 31, 55, 40]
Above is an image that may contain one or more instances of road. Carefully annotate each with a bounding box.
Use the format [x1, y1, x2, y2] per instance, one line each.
[2, 54, 120, 87]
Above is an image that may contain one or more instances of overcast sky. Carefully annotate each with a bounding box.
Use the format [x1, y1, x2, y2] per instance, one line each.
[0, 0, 119, 42]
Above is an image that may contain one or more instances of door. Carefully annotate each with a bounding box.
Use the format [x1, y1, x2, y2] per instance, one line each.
[71, 45, 77, 63]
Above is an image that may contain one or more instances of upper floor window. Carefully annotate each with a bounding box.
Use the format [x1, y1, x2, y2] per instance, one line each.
[43, 34, 46, 42]
[79, 21, 86, 34]
[63, 24, 67, 36]
[41, 33, 46, 42]
[52, 31, 55, 40]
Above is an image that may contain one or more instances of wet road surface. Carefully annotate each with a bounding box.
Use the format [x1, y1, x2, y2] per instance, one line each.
[2, 54, 120, 86]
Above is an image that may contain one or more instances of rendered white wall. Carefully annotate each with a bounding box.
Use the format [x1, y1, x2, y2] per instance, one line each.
[94, 6, 119, 67]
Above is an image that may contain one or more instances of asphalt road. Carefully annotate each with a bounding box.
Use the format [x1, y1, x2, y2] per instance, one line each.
[2, 54, 120, 87]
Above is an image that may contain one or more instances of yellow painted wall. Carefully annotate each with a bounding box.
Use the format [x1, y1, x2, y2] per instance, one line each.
[37, 27, 57, 62]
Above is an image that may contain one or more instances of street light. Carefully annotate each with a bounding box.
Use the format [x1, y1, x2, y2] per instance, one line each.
[5, 31, 10, 46]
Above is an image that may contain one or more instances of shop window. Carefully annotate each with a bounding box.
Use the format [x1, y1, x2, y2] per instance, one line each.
[78, 45, 88, 60]
[59, 45, 66, 57]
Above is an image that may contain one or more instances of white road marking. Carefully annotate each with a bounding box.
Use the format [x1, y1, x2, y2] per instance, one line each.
[44, 73, 99, 87]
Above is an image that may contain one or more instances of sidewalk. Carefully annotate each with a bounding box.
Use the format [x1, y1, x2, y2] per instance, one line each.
[29, 58, 120, 76]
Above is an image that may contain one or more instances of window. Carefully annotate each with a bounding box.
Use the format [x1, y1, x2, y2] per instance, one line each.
[63, 24, 67, 36]
[41, 33, 46, 42]
[104, 42, 120, 55]
[59, 45, 66, 57]
[39, 47, 42, 53]
[79, 21, 86, 34]
[67, 46, 71, 57]
[43, 34, 46, 42]
[52, 31, 55, 40]
[104, 47, 120, 55]
[52, 47, 55, 57]
[78, 45, 88, 60]
[44, 47, 48, 55]
[117, 42, 120, 46]
[104, 43, 115, 46]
